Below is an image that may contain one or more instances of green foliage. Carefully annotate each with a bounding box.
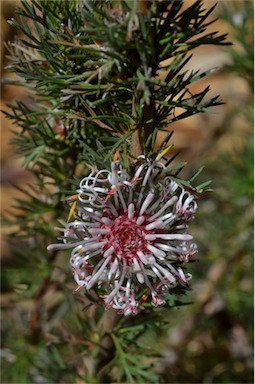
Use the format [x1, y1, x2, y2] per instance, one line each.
[2, 1, 234, 383]
[5, 0, 229, 160]
[166, 133, 253, 384]
[219, 1, 254, 88]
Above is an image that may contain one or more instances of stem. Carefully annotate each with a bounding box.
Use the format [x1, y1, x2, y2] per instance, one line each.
[130, 95, 142, 158]
[131, 128, 142, 158]
[138, 0, 152, 15]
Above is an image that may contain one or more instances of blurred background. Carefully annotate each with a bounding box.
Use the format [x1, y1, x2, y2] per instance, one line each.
[1, 1, 253, 383]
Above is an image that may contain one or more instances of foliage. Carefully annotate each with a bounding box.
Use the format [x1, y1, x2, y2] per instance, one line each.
[5, 0, 229, 161]
[219, 0, 254, 88]
[2, 1, 247, 383]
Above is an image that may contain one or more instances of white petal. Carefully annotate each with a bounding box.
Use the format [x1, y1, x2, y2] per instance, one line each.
[145, 196, 161, 214]
[133, 260, 145, 284]
[47, 242, 83, 251]
[117, 186, 127, 211]
[147, 255, 156, 264]
[82, 240, 108, 252]
[137, 272, 145, 284]
[155, 212, 173, 222]
[148, 196, 178, 221]
[178, 267, 186, 282]
[148, 234, 193, 241]
[147, 244, 166, 258]
[139, 192, 154, 215]
[145, 221, 165, 230]
[101, 217, 114, 225]
[103, 245, 115, 257]
[167, 263, 178, 274]
[133, 258, 141, 271]
[88, 228, 109, 234]
[137, 251, 155, 265]
[105, 266, 127, 303]
[136, 216, 145, 225]
[163, 214, 176, 225]
[155, 243, 178, 252]
[106, 201, 118, 217]
[155, 263, 176, 283]
[86, 256, 111, 289]
[108, 257, 119, 277]
[136, 166, 153, 207]
[137, 251, 148, 264]
[145, 234, 157, 241]
[128, 203, 135, 219]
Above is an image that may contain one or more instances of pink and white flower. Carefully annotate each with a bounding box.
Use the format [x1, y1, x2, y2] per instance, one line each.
[48, 156, 198, 315]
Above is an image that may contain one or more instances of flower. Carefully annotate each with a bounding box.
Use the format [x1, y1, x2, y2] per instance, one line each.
[48, 156, 198, 315]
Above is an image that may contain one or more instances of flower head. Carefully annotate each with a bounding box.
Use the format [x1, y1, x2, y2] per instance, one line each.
[48, 156, 198, 315]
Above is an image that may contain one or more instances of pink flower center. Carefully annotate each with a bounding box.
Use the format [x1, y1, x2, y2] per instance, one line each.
[102, 214, 149, 265]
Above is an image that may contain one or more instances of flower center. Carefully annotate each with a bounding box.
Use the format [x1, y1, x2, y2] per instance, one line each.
[103, 215, 149, 264]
